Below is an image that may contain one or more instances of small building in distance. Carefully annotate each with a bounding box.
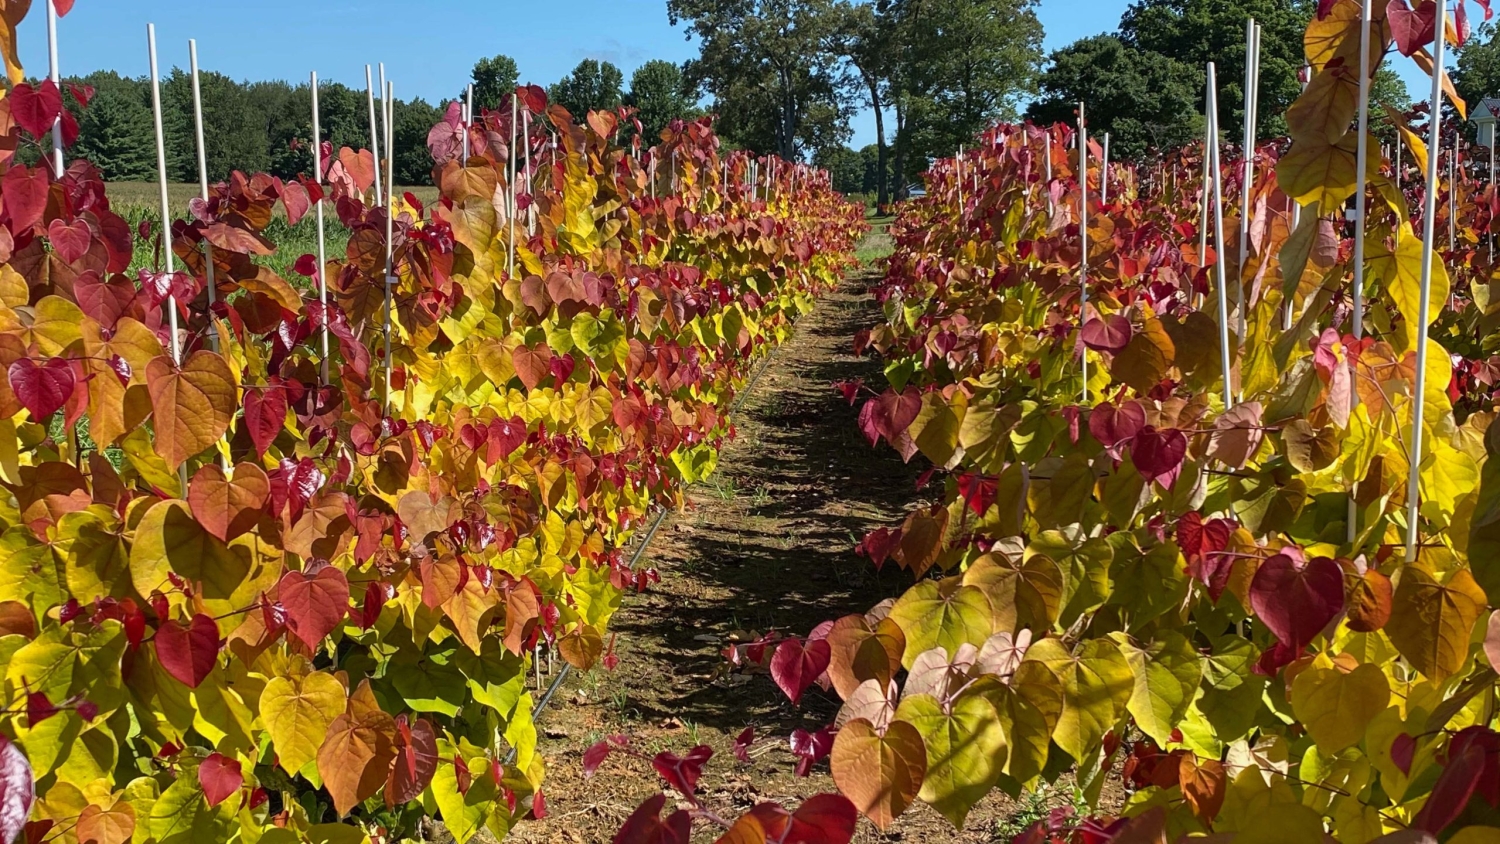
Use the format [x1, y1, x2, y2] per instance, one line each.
[1474, 97, 1500, 148]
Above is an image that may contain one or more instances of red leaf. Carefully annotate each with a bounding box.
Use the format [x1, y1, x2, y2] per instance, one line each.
[1131, 426, 1187, 486]
[1388, 0, 1437, 56]
[155, 614, 220, 688]
[8, 358, 75, 422]
[24, 692, 55, 725]
[453, 754, 472, 795]
[1391, 732, 1415, 775]
[1, 166, 49, 234]
[53, 0, 75, 16]
[10, 81, 62, 139]
[487, 416, 527, 462]
[277, 566, 350, 650]
[789, 793, 859, 844]
[386, 717, 439, 806]
[651, 745, 713, 796]
[872, 388, 921, 443]
[1080, 314, 1132, 353]
[66, 82, 93, 109]
[1413, 738, 1486, 833]
[789, 726, 834, 777]
[733, 727, 754, 764]
[1088, 400, 1147, 447]
[47, 218, 92, 265]
[0, 735, 35, 844]
[293, 254, 319, 278]
[614, 793, 691, 844]
[1248, 553, 1344, 654]
[770, 638, 831, 706]
[282, 181, 311, 227]
[198, 753, 243, 807]
[583, 739, 612, 777]
[243, 384, 288, 455]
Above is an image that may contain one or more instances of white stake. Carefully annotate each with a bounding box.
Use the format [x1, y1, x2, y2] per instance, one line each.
[1405, 0, 1445, 563]
[1045, 130, 1053, 217]
[1492, 130, 1497, 262]
[1078, 102, 1089, 403]
[148, 24, 185, 487]
[1348, 0, 1373, 542]
[46, 0, 63, 177]
[1396, 131, 1403, 186]
[464, 83, 474, 163]
[311, 72, 330, 383]
[188, 40, 219, 346]
[366, 66, 383, 205]
[1199, 107, 1212, 307]
[508, 91, 517, 280]
[1237, 19, 1259, 344]
[957, 144, 965, 215]
[383, 80, 395, 413]
[1449, 147, 1456, 253]
[523, 106, 535, 235]
[1101, 133, 1110, 205]
[1208, 63, 1233, 409]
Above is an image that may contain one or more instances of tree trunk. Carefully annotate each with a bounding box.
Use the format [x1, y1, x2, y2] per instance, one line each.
[893, 96, 907, 199]
[867, 74, 888, 208]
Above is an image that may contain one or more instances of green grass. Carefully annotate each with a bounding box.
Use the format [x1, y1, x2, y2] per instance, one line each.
[108, 182, 438, 278]
[856, 213, 895, 267]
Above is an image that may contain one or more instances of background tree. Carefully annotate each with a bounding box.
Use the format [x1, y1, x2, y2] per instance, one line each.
[69, 84, 155, 181]
[471, 54, 520, 112]
[1026, 34, 1204, 158]
[1456, 21, 1500, 143]
[393, 98, 444, 184]
[626, 59, 698, 142]
[549, 59, 625, 119]
[831, 1, 894, 205]
[1118, 0, 1308, 140]
[814, 145, 864, 194]
[670, 0, 850, 160]
[883, 0, 1044, 193]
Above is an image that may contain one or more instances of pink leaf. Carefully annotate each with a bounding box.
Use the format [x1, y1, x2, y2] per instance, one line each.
[47, 218, 92, 264]
[0, 735, 35, 844]
[198, 753, 242, 808]
[583, 740, 611, 777]
[1079, 314, 1132, 353]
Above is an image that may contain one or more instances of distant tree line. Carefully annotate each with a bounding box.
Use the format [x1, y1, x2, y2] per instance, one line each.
[46, 55, 701, 186]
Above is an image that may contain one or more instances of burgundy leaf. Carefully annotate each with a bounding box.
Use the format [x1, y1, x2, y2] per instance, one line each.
[724, 728, 753, 765]
[1248, 553, 1344, 654]
[770, 638, 831, 706]
[1131, 426, 1188, 486]
[155, 614, 221, 688]
[386, 717, 439, 806]
[1080, 314, 1133, 353]
[1088, 400, 1147, 447]
[651, 745, 713, 796]
[0, 735, 35, 844]
[583, 740, 612, 777]
[243, 384, 288, 456]
[8, 358, 75, 422]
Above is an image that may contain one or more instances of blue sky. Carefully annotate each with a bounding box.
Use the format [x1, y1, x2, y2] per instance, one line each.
[14, 0, 1445, 152]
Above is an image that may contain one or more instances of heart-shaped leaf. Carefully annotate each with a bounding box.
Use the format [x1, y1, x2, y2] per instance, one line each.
[243, 383, 288, 455]
[1131, 426, 1188, 486]
[198, 752, 243, 807]
[0, 735, 35, 844]
[1080, 314, 1132, 353]
[652, 745, 713, 796]
[830, 718, 926, 831]
[1248, 553, 1344, 653]
[278, 566, 351, 650]
[155, 613, 221, 688]
[8, 358, 74, 421]
[146, 351, 237, 470]
[771, 638, 831, 706]
[47, 218, 92, 264]
[188, 463, 269, 542]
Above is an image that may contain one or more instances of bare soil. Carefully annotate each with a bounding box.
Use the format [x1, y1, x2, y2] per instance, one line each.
[502, 268, 1036, 844]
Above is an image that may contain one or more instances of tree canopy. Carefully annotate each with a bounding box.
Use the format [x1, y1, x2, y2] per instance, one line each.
[470, 54, 520, 112]
[626, 60, 699, 142]
[549, 59, 626, 121]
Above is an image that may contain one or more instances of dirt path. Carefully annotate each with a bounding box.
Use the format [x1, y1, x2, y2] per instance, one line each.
[506, 267, 1033, 844]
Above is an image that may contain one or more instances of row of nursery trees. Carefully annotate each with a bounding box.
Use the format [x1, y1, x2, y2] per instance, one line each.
[0, 2, 866, 843]
[597, 0, 1500, 842]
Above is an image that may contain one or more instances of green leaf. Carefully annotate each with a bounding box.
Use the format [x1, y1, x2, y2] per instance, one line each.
[1113, 630, 1202, 747]
[888, 576, 994, 670]
[893, 691, 1005, 829]
[1024, 637, 1132, 764]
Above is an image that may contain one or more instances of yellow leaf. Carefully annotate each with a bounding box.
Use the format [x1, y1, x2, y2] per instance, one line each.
[1289, 662, 1390, 754]
[261, 670, 347, 775]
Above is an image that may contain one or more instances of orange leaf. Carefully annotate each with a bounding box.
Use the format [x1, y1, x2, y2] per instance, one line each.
[829, 718, 925, 831]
